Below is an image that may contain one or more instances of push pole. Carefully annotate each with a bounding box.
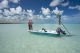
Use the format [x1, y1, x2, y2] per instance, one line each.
[56, 14, 62, 28]
[61, 21, 71, 35]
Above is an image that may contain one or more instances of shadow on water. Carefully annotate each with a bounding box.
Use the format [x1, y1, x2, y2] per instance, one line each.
[30, 32, 67, 37]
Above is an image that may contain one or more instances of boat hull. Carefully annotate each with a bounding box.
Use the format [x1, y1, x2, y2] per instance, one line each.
[27, 30, 58, 35]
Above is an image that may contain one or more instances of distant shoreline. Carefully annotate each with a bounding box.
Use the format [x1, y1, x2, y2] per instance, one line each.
[0, 23, 26, 24]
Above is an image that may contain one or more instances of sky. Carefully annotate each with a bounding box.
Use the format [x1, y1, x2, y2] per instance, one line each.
[0, 0, 80, 24]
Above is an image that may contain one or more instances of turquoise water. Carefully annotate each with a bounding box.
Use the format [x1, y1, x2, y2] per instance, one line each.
[0, 24, 80, 53]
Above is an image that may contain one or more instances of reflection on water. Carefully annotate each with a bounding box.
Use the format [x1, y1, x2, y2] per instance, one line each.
[0, 24, 80, 53]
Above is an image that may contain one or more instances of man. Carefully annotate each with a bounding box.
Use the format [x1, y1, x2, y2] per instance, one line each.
[56, 27, 66, 35]
[28, 20, 33, 30]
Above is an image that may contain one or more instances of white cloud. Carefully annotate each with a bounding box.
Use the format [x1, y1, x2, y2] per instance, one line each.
[0, 6, 28, 23]
[27, 9, 33, 16]
[61, 2, 69, 7]
[38, 15, 44, 19]
[9, 6, 22, 15]
[41, 7, 50, 15]
[10, 8, 16, 15]
[69, 5, 80, 10]
[0, 14, 3, 19]
[0, 0, 9, 9]
[34, 14, 51, 19]
[3, 9, 10, 16]
[0, 10, 3, 13]
[0, 7, 65, 23]
[34, 15, 43, 19]
[26, 9, 34, 19]
[46, 15, 51, 18]
[52, 7, 63, 15]
[0, 0, 20, 9]
[50, 0, 64, 7]
[16, 6, 22, 14]
[9, 0, 20, 3]
[38, 15, 51, 19]
[0, 6, 35, 21]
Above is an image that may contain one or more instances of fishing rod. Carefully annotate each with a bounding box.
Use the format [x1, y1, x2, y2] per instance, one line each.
[61, 21, 71, 35]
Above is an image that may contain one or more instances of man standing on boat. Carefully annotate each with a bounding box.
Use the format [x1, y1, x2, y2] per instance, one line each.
[53, 7, 66, 35]
[56, 12, 66, 35]
[28, 19, 33, 30]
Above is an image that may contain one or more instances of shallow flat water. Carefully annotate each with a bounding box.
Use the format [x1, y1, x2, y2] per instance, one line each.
[0, 24, 80, 53]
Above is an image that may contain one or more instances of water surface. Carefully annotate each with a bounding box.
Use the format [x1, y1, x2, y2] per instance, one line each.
[0, 24, 80, 53]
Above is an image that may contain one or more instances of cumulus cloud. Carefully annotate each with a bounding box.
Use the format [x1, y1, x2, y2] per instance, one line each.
[26, 9, 35, 20]
[46, 15, 51, 18]
[16, 6, 22, 14]
[10, 8, 16, 15]
[69, 5, 80, 10]
[0, 10, 3, 13]
[41, 7, 50, 15]
[0, 0, 20, 9]
[0, 6, 67, 23]
[0, 5, 35, 23]
[3, 9, 10, 16]
[9, 6, 22, 15]
[52, 7, 63, 15]
[0, 0, 9, 9]
[50, 0, 64, 7]
[0, 7, 35, 22]
[38, 15, 44, 19]
[27, 9, 34, 16]
[0, 7, 26, 23]
[25, 8, 51, 20]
